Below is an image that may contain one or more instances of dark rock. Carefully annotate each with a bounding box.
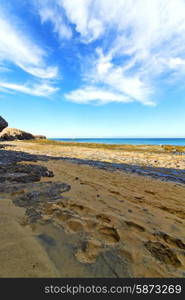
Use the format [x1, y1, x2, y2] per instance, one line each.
[0, 163, 54, 183]
[26, 207, 42, 223]
[13, 181, 71, 208]
[0, 116, 8, 132]
[34, 135, 46, 139]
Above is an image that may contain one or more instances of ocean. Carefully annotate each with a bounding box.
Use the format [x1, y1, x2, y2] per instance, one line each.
[50, 138, 185, 146]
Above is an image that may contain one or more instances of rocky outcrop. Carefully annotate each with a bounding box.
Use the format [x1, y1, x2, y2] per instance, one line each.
[0, 128, 34, 141]
[0, 116, 8, 132]
[34, 135, 46, 139]
[0, 116, 47, 141]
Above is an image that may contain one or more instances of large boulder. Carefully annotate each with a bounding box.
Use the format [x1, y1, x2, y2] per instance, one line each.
[0, 128, 35, 141]
[0, 116, 8, 132]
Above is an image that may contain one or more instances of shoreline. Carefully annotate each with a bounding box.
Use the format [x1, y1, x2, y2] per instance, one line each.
[31, 139, 185, 152]
[0, 140, 185, 277]
[49, 137, 185, 147]
[2, 140, 185, 184]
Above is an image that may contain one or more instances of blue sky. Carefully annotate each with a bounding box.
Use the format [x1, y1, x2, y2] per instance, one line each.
[0, 0, 185, 138]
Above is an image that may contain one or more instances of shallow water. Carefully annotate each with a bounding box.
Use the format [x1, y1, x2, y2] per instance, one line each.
[51, 138, 185, 146]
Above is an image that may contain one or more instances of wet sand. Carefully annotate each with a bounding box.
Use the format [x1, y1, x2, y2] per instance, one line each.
[0, 140, 185, 277]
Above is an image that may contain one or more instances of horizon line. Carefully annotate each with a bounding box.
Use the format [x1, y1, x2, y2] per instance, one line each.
[47, 137, 185, 139]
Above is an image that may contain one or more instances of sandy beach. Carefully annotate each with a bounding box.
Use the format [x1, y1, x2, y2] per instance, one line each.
[1, 0, 185, 290]
[0, 140, 185, 277]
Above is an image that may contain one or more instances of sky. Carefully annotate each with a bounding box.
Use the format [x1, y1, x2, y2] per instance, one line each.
[0, 0, 185, 138]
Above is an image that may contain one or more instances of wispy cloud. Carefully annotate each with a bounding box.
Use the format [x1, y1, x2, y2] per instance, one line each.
[36, 0, 185, 105]
[34, 0, 72, 40]
[0, 81, 58, 97]
[2, 0, 185, 104]
[65, 86, 131, 104]
[0, 10, 58, 80]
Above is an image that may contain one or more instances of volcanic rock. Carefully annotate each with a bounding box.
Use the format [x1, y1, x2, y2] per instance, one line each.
[0, 116, 8, 132]
[34, 135, 46, 139]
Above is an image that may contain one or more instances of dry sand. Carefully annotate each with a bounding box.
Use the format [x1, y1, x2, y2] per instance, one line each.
[0, 197, 59, 277]
[0, 140, 185, 277]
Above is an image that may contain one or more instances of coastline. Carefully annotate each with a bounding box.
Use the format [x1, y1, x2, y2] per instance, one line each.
[50, 137, 185, 146]
[2, 140, 185, 184]
[3, 139, 185, 166]
[0, 139, 185, 277]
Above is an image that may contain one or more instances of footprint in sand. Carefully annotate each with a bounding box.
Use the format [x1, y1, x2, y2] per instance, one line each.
[125, 220, 145, 232]
[145, 241, 181, 268]
[75, 239, 103, 264]
[145, 190, 155, 195]
[95, 226, 120, 244]
[65, 218, 85, 232]
[96, 213, 111, 224]
[56, 210, 76, 222]
[154, 231, 185, 250]
[69, 203, 95, 216]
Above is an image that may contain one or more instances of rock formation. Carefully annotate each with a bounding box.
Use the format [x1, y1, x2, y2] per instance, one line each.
[34, 135, 46, 139]
[0, 128, 34, 141]
[0, 116, 47, 141]
[0, 116, 8, 132]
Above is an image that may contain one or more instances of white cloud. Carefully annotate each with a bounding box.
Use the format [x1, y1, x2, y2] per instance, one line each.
[0, 12, 58, 79]
[168, 57, 185, 69]
[67, 48, 154, 106]
[37, 0, 72, 40]
[44, 0, 185, 105]
[0, 81, 58, 97]
[61, 0, 104, 42]
[17, 65, 58, 79]
[6, 0, 185, 104]
[86, 49, 153, 105]
[65, 86, 131, 104]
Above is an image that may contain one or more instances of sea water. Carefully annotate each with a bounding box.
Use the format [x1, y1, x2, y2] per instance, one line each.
[50, 138, 185, 146]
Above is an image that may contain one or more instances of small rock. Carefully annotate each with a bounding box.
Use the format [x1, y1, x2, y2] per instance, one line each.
[34, 135, 46, 139]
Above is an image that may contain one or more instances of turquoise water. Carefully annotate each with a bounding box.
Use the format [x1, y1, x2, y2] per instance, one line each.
[50, 138, 185, 146]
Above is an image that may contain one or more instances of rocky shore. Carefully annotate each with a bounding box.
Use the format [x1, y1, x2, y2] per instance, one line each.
[3, 139, 185, 184]
[0, 136, 185, 277]
[0, 116, 185, 277]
